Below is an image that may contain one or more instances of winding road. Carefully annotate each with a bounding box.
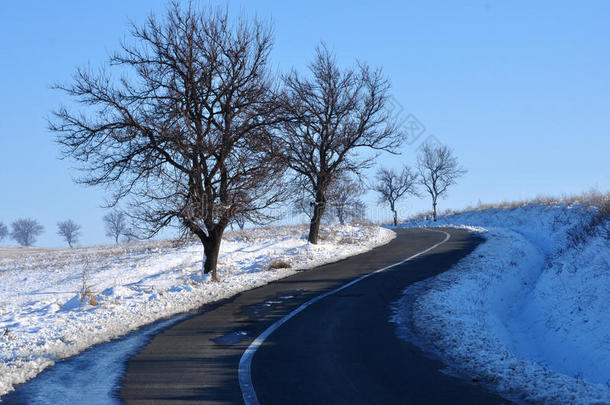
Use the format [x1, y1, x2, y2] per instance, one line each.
[118, 227, 507, 404]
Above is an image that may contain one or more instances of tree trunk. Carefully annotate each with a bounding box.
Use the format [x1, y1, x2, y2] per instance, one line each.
[393, 209, 398, 226]
[432, 201, 438, 222]
[308, 189, 326, 244]
[202, 231, 223, 282]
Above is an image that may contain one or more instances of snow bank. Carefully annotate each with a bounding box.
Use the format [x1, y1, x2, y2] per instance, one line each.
[393, 203, 610, 403]
[0, 224, 394, 398]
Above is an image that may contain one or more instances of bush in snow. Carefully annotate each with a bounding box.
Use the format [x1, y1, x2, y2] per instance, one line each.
[266, 260, 292, 270]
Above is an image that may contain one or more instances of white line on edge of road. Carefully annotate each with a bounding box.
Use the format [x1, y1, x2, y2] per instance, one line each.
[238, 228, 451, 405]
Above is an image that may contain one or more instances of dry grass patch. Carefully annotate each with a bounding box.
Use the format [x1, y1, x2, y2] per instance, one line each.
[81, 287, 98, 306]
[412, 190, 610, 221]
[266, 260, 292, 270]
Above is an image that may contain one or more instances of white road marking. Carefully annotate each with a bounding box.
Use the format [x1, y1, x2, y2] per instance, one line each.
[238, 229, 451, 405]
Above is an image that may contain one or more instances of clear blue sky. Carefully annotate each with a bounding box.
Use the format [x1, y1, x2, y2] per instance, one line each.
[1, 1, 609, 247]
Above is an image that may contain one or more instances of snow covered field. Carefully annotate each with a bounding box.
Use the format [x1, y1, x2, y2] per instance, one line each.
[393, 201, 610, 403]
[0, 224, 395, 398]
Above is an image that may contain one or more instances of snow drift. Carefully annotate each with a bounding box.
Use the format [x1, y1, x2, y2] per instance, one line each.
[393, 201, 610, 403]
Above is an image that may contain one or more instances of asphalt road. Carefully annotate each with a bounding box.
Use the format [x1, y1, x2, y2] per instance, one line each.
[119, 227, 508, 404]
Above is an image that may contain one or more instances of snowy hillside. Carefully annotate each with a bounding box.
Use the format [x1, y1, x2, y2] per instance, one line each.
[393, 200, 610, 403]
[0, 224, 394, 398]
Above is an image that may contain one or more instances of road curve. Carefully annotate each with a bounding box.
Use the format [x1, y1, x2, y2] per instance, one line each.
[119, 228, 508, 404]
[238, 229, 451, 404]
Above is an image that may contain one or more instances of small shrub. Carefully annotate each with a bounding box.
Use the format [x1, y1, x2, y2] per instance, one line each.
[81, 287, 98, 306]
[598, 199, 610, 222]
[565, 197, 610, 248]
[266, 260, 292, 270]
[80, 257, 97, 306]
[2, 328, 14, 341]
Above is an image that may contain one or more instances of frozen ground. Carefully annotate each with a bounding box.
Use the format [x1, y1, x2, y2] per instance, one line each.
[393, 202, 610, 403]
[0, 224, 395, 398]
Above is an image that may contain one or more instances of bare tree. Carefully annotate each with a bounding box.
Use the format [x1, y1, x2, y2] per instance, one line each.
[291, 186, 333, 223]
[10, 218, 44, 246]
[232, 214, 246, 230]
[416, 143, 467, 221]
[51, 4, 285, 281]
[57, 219, 82, 248]
[0, 222, 7, 242]
[122, 228, 140, 243]
[280, 44, 403, 243]
[326, 175, 366, 225]
[372, 166, 418, 226]
[293, 176, 366, 226]
[103, 211, 128, 244]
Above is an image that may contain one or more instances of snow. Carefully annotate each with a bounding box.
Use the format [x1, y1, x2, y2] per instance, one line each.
[3, 316, 187, 405]
[393, 203, 610, 403]
[0, 224, 395, 398]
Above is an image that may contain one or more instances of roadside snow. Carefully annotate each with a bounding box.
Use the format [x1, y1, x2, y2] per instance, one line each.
[0, 224, 395, 398]
[393, 203, 610, 403]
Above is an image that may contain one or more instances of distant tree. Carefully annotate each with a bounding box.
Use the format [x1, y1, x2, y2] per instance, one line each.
[233, 214, 246, 230]
[0, 222, 7, 242]
[103, 211, 128, 244]
[291, 198, 310, 220]
[57, 219, 81, 248]
[327, 176, 366, 225]
[51, 4, 285, 281]
[279, 44, 403, 243]
[372, 166, 418, 226]
[122, 228, 139, 243]
[292, 176, 366, 226]
[10, 218, 44, 246]
[416, 143, 467, 221]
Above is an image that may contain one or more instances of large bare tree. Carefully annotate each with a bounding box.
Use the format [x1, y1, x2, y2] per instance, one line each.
[416, 143, 466, 221]
[51, 3, 285, 281]
[372, 166, 418, 226]
[280, 45, 403, 243]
